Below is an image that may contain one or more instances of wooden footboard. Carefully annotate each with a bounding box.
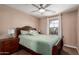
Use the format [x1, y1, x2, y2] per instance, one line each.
[52, 39, 63, 55]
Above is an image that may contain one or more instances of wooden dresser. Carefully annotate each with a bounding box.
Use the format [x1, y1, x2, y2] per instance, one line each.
[0, 36, 19, 55]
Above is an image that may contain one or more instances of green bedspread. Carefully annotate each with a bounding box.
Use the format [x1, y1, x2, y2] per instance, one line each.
[19, 34, 60, 55]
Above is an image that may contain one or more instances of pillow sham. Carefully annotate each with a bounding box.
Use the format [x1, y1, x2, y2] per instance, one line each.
[21, 30, 29, 35]
[29, 30, 39, 35]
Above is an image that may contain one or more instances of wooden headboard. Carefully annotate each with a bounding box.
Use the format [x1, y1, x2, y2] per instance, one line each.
[15, 26, 36, 38]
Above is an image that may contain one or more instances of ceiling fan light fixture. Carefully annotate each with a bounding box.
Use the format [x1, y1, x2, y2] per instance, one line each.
[38, 9, 45, 13]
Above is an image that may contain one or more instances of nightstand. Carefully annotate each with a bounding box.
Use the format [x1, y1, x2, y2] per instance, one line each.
[0, 36, 19, 55]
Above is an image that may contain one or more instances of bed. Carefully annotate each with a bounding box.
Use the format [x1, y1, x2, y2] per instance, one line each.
[15, 26, 63, 55]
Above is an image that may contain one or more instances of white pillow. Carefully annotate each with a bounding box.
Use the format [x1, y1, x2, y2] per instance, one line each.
[21, 30, 29, 35]
[29, 30, 39, 35]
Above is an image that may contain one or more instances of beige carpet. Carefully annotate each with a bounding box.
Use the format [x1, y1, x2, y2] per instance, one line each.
[62, 46, 78, 55]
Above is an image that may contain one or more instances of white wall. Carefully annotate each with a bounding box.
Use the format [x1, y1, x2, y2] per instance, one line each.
[39, 17, 48, 34]
[77, 8, 79, 53]
[62, 11, 77, 47]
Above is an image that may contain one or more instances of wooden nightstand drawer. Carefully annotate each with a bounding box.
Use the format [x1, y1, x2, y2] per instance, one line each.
[0, 47, 3, 52]
[0, 37, 19, 54]
[4, 43, 11, 48]
[3, 41, 11, 45]
[4, 48, 10, 52]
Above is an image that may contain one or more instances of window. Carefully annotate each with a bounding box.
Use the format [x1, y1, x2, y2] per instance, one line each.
[49, 18, 59, 35]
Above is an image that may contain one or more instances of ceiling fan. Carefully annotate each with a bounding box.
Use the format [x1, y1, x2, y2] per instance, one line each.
[32, 4, 55, 14]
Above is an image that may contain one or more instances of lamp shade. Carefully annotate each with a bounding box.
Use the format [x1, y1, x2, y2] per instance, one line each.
[8, 28, 15, 37]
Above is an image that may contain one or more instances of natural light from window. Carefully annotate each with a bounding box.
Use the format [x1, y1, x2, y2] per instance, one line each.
[49, 19, 59, 35]
[50, 20, 59, 28]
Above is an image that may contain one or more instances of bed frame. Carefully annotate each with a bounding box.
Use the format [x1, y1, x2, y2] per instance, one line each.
[15, 26, 63, 55]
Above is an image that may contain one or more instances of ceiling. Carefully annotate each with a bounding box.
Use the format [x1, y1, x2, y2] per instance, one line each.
[6, 4, 79, 18]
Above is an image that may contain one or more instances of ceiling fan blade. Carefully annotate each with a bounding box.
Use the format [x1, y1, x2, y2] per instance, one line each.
[44, 4, 51, 8]
[45, 9, 56, 13]
[40, 4, 43, 8]
[32, 4, 40, 9]
[31, 10, 39, 12]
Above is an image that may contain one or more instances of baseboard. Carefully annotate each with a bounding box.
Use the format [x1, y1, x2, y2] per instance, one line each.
[64, 44, 79, 54]
[76, 48, 79, 54]
[64, 44, 77, 49]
